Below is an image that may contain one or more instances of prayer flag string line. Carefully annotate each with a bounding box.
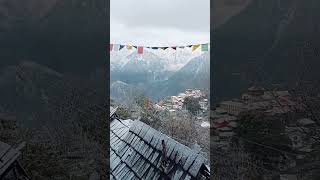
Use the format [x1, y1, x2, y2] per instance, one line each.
[109, 42, 210, 54]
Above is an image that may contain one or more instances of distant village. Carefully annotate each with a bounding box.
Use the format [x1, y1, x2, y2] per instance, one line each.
[154, 89, 209, 114]
[211, 85, 320, 180]
[152, 89, 209, 128]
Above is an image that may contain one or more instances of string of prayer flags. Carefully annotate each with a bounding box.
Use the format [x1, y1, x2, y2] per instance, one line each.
[201, 43, 209, 51]
[192, 44, 200, 52]
[138, 46, 144, 54]
[109, 42, 209, 54]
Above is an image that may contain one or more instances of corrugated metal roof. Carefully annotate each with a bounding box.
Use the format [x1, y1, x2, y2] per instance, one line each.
[110, 106, 118, 118]
[110, 119, 210, 179]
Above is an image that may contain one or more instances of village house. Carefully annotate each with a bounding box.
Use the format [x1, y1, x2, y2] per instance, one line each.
[211, 87, 303, 152]
[210, 109, 238, 149]
[219, 101, 246, 116]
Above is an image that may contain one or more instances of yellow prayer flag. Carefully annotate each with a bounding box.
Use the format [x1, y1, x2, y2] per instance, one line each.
[192, 44, 200, 52]
[126, 45, 133, 50]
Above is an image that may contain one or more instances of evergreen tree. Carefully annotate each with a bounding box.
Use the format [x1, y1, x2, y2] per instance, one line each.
[183, 97, 201, 115]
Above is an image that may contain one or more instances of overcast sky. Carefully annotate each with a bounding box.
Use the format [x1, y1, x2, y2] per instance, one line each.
[110, 0, 210, 47]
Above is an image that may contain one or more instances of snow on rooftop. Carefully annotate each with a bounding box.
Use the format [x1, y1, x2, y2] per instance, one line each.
[201, 121, 210, 128]
[110, 120, 210, 179]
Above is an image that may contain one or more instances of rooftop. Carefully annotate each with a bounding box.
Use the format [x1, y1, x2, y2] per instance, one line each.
[110, 119, 210, 179]
[248, 86, 265, 91]
[0, 141, 20, 176]
[220, 101, 244, 107]
[110, 106, 118, 118]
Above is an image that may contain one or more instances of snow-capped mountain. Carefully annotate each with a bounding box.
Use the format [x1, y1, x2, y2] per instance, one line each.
[110, 50, 133, 71]
[111, 50, 174, 84]
[173, 52, 210, 80]
[151, 47, 204, 71]
[110, 47, 206, 74]
[122, 51, 167, 73]
[110, 80, 144, 106]
[110, 48, 210, 101]
[146, 52, 210, 100]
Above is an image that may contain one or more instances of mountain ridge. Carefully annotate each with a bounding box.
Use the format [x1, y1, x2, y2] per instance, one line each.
[212, 0, 320, 102]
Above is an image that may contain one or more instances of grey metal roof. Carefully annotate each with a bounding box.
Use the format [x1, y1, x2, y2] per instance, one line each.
[110, 106, 118, 118]
[110, 119, 210, 180]
[0, 141, 20, 176]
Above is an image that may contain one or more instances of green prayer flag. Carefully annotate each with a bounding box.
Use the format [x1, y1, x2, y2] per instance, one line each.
[201, 44, 209, 51]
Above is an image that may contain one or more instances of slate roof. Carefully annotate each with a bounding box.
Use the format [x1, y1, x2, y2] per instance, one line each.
[0, 141, 20, 176]
[110, 118, 210, 180]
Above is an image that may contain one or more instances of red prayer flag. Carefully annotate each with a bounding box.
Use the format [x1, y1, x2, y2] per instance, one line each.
[110, 44, 113, 51]
[138, 46, 143, 54]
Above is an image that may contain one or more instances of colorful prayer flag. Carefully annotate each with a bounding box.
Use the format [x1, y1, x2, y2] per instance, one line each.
[108, 43, 210, 53]
[192, 44, 200, 52]
[110, 44, 113, 51]
[138, 46, 143, 54]
[201, 44, 209, 51]
[126, 45, 133, 50]
[113, 44, 120, 51]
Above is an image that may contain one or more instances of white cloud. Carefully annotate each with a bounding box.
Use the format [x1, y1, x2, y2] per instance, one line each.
[110, 0, 210, 46]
